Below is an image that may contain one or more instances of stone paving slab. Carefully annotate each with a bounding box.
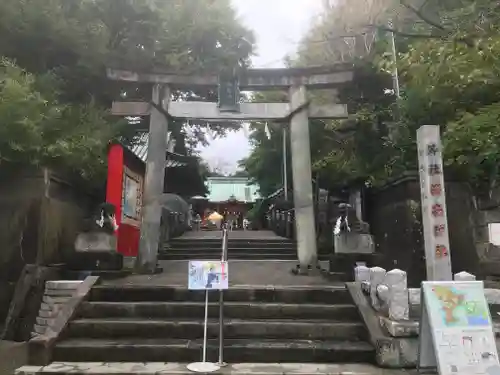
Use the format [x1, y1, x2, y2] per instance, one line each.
[16, 362, 421, 375]
[102, 261, 336, 288]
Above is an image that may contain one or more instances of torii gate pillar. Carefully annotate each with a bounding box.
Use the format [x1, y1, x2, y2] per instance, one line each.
[289, 85, 317, 269]
[138, 84, 169, 273]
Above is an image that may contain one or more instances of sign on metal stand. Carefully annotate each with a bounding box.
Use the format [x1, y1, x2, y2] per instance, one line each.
[187, 260, 229, 373]
[417, 281, 500, 375]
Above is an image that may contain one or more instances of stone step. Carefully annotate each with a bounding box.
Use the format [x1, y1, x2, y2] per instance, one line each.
[89, 286, 352, 304]
[162, 247, 331, 255]
[16, 362, 410, 375]
[170, 239, 296, 244]
[78, 301, 357, 320]
[164, 246, 297, 254]
[167, 242, 297, 249]
[53, 338, 375, 363]
[160, 255, 330, 261]
[159, 253, 331, 261]
[66, 319, 366, 341]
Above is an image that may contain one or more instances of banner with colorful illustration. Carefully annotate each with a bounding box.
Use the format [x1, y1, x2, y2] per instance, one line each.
[188, 261, 229, 290]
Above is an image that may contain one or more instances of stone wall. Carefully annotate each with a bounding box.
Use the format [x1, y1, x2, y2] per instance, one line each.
[0, 168, 99, 325]
[366, 173, 480, 286]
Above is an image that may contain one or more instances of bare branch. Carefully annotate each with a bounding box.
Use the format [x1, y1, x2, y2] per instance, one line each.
[370, 24, 476, 48]
[367, 24, 445, 40]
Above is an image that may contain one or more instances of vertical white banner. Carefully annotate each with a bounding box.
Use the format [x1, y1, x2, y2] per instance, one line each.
[417, 125, 453, 281]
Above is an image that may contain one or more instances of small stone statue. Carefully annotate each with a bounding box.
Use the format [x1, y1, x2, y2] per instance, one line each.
[333, 201, 374, 254]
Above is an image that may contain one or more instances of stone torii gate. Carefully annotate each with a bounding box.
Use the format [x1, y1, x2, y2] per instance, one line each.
[108, 65, 354, 274]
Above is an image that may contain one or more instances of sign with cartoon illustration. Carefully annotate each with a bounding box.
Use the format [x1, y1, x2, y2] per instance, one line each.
[188, 261, 229, 290]
[418, 281, 500, 375]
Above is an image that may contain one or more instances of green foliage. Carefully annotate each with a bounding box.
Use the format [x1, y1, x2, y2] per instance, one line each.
[0, 58, 125, 182]
[443, 103, 500, 191]
[241, 0, 500, 195]
[0, 0, 254, 185]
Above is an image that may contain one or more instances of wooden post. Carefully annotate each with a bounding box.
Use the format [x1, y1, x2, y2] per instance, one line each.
[136, 84, 170, 273]
[417, 125, 452, 281]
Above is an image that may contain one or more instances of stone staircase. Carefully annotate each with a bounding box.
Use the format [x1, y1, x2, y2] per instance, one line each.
[32, 281, 83, 338]
[50, 284, 375, 364]
[159, 236, 330, 261]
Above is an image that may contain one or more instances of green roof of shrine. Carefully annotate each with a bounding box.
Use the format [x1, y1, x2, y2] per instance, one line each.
[206, 177, 260, 203]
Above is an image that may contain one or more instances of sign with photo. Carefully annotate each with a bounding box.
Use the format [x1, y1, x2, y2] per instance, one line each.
[121, 167, 143, 225]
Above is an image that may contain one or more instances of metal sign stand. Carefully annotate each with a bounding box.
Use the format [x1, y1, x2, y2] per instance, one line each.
[187, 229, 229, 373]
[217, 228, 229, 367]
[187, 290, 220, 373]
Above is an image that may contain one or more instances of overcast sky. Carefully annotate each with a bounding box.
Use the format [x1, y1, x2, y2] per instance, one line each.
[197, 0, 323, 174]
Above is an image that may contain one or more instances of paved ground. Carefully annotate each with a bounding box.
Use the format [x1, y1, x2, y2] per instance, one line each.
[103, 260, 334, 288]
[106, 230, 330, 288]
[16, 362, 421, 374]
[179, 230, 286, 240]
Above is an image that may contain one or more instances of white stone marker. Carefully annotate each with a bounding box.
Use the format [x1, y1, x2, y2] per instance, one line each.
[355, 265, 371, 283]
[369, 266, 387, 310]
[385, 269, 409, 320]
[417, 125, 452, 281]
[454, 271, 476, 281]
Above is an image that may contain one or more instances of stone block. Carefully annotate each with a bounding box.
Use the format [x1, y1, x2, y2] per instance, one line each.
[32, 324, 46, 335]
[369, 267, 386, 310]
[39, 303, 63, 312]
[45, 280, 82, 290]
[354, 265, 371, 283]
[454, 271, 476, 281]
[385, 269, 409, 321]
[38, 310, 57, 319]
[74, 232, 117, 252]
[361, 281, 370, 294]
[35, 317, 55, 327]
[334, 233, 375, 254]
[42, 296, 69, 305]
[43, 289, 75, 297]
[379, 316, 419, 338]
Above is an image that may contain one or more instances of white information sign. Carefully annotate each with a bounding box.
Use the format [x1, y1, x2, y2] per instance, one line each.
[417, 125, 452, 281]
[418, 281, 500, 375]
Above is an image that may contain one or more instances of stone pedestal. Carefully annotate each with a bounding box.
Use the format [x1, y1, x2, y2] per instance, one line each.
[69, 228, 122, 271]
[334, 232, 375, 254]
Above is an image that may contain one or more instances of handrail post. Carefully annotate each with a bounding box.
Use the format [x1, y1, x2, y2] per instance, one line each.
[218, 228, 228, 366]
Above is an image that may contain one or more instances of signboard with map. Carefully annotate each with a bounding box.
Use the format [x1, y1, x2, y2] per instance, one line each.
[418, 281, 500, 375]
[188, 261, 229, 290]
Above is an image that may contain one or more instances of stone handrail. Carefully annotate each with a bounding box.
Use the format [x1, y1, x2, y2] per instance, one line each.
[355, 266, 483, 321]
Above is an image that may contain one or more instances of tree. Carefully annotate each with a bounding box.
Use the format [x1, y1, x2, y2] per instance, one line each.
[241, 0, 500, 194]
[0, 58, 124, 182]
[0, 0, 255, 183]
